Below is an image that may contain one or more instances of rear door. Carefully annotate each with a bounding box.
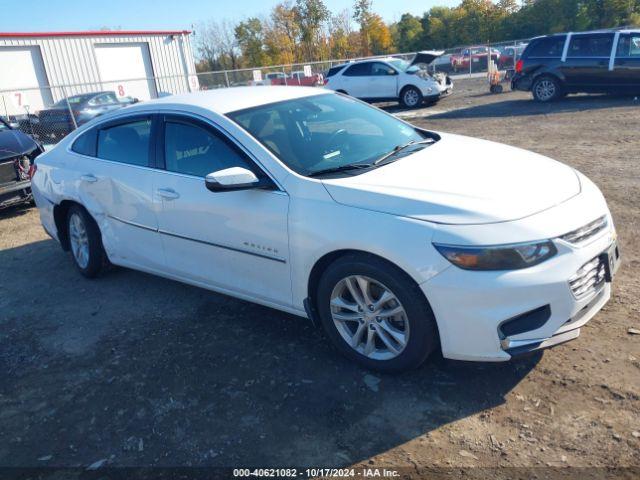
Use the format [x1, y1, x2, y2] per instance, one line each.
[561, 33, 614, 90]
[152, 114, 292, 306]
[612, 32, 640, 92]
[340, 62, 373, 98]
[69, 115, 164, 271]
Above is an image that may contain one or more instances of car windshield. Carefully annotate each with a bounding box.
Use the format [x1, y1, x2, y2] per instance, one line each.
[227, 93, 431, 176]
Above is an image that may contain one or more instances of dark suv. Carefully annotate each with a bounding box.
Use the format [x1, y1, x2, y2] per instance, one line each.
[512, 29, 640, 101]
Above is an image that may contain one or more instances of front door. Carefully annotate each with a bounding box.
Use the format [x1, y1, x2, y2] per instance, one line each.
[612, 33, 640, 92]
[369, 62, 398, 99]
[153, 114, 292, 307]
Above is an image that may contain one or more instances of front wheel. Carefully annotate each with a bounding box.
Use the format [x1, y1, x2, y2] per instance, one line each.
[532, 76, 562, 102]
[400, 86, 423, 108]
[316, 254, 438, 372]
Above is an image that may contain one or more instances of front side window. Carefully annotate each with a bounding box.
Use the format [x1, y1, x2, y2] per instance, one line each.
[616, 34, 640, 57]
[97, 119, 151, 166]
[567, 34, 613, 57]
[344, 62, 372, 76]
[228, 93, 429, 176]
[526, 36, 566, 58]
[164, 121, 252, 177]
[371, 62, 396, 76]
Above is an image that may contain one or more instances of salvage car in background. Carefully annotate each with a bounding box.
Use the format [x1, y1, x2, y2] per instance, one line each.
[36, 91, 137, 140]
[450, 46, 501, 73]
[0, 117, 43, 209]
[512, 29, 640, 101]
[325, 53, 452, 107]
[266, 70, 324, 86]
[32, 87, 619, 372]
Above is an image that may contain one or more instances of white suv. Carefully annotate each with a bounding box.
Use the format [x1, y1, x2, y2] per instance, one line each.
[325, 54, 452, 108]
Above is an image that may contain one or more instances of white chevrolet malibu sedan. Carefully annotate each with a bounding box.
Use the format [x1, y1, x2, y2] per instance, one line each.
[31, 87, 620, 372]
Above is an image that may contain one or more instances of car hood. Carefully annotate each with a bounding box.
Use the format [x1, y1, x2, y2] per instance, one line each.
[0, 129, 38, 161]
[410, 50, 445, 67]
[321, 133, 581, 225]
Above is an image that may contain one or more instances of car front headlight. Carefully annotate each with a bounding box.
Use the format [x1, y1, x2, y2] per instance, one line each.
[433, 240, 557, 271]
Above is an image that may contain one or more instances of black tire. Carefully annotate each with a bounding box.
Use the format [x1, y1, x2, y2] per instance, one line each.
[399, 86, 423, 108]
[316, 253, 438, 372]
[66, 205, 105, 278]
[531, 75, 562, 102]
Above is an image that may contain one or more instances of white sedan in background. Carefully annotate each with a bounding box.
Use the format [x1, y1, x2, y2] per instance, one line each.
[325, 53, 452, 108]
[31, 87, 619, 372]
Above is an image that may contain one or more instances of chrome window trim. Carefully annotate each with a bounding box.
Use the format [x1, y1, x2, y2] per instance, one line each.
[64, 108, 286, 193]
[610, 32, 621, 70]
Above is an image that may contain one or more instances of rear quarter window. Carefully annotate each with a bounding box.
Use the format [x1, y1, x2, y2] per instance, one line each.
[524, 36, 566, 58]
[327, 65, 347, 77]
[71, 128, 98, 157]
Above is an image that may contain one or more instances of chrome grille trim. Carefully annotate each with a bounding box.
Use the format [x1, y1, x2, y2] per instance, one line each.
[569, 255, 606, 299]
[560, 215, 608, 244]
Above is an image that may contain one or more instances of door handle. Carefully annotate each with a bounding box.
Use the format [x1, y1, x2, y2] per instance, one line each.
[156, 188, 180, 200]
[80, 174, 97, 183]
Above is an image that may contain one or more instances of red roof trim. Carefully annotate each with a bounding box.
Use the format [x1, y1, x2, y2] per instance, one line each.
[0, 30, 191, 38]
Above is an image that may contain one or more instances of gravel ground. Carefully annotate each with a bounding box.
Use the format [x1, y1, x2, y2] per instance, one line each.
[0, 79, 638, 478]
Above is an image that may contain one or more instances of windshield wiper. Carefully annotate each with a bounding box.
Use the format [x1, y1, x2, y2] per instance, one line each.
[373, 139, 434, 165]
[308, 163, 375, 177]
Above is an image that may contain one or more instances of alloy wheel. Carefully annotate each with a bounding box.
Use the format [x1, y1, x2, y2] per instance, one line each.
[534, 79, 556, 101]
[404, 89, 420, 107]
[330, 275, 409, 360]
[69, 212, 90, 269]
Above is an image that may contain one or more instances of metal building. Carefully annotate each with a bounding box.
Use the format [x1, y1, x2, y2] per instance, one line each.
[0, 30, 198, 116]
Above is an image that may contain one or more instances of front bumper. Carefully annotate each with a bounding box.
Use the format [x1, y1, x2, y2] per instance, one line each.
[422, 223, 617, 362]
[0, 179, 31, 208]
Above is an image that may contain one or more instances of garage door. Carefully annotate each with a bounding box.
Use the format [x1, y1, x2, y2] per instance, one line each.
[94, 43, 157, 101]
[0, 46, 53, 116]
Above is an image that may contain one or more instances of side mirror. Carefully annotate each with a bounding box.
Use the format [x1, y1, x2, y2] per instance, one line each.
[205, 167, 261, 192]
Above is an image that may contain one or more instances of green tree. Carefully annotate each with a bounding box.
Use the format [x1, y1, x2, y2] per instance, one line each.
[294, 0, 330, 61]
[235, 18, 270, 67]
[393, 13, 424, 52]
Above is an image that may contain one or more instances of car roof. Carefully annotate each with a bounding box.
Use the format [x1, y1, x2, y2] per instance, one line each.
[127, 86, 333, 115]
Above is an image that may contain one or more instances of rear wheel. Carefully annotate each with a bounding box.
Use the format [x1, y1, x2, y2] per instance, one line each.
[532, 76, 561, 102]
[316, 254, 438, 372]
[400, 86, 423, 108]
[67, 205, 105, 278]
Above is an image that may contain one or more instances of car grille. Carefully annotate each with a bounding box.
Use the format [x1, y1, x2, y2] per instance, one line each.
[560, 215, 608, 244]
[569, 255, 606, 299]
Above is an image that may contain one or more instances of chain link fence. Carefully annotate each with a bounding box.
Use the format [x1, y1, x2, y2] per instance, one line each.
[1, 39, 531, 148]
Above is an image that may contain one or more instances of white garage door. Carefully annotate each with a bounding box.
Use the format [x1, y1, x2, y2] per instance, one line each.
[0, 46, 53, 116]
[94, 43, 157, 101]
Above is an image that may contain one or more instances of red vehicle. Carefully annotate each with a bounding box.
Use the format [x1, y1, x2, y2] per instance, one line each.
[450, 46, 501, 73]
[265, 71, 324, 86]
[497, 44, 528, 70]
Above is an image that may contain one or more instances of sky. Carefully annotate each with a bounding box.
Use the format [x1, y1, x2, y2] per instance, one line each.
[0, 0, 461, 32]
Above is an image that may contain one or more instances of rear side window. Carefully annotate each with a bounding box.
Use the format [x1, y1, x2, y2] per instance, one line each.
[71, 128, 98, 156]
[326, 65, 346, 77]
[97, 119, 151, 166]
[164, 121, 253, 177]
[344, 62, 372, 76]
[525, 36, 566, 58]
[567, 34, 613, 57]
[616, 34, 640, 57]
